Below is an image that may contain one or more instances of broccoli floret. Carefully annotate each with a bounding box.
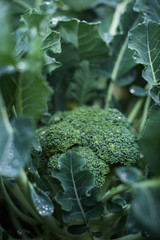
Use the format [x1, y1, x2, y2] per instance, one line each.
[36, 106, 140, 187]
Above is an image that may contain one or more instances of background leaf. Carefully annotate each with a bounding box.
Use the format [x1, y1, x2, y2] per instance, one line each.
[0, 95, 35, 178]
[101, 1, 139, 84]
[128, 21, 160, 86]
[51, 18, 109, 64]
[67, 60, 98, 105]
[0, 0, 16, 66]
[140, 111, 160, 176]
[134, 0, 160, 23]
[52, 151, 103, 223]
[61, 0, 97, 11]
[116, 167, 143, 184]
[131, 187, 160, 238]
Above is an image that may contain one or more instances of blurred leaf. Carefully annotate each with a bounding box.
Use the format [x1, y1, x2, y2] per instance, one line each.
[131, 187, 160, 238]
[61, 0, 97, 11]
[116, 167, 142, 184]
[128, 21, 160, 89]
[67, 60, 98, 105]
[129, 85, 147, 97]
[31, 186, 54, 216]
[134, 0, 160, 23]
[102, 1, 139, 83]
[140, 111, 160, 176]
[50, 18, 109, 64]
[0, 94, 35, 178]
[67, 224, 89, 235]
[106, 195, 126, 213]
[0, 0, 16, 65]
[42, 30, 62, 74]
[42, 31, 61, 54]
[52, 151, 103, 223]
[117, 71, 136, 86]
[15, 28, 53, 120]
[20, 8, 46, 29]
[40, 0, 56, 14]
[149, 86, 160, 104]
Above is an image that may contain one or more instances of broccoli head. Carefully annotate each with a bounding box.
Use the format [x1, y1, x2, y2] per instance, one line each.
[36, 106, 140, 187]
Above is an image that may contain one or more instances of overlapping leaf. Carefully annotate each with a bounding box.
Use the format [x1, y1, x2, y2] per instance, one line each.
[52, 151, 103, 223]
[67, 60, 98, 105]
[0, 95, 35, 178]
[102, 1, 139, 85]
[50, 18, 109, 64]
[134, 0, 160, 23]
[128, 21, 160, 102]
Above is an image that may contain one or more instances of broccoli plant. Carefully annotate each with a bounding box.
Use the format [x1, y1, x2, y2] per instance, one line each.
[36, 106, 140, 188]
[0, 0, 160, 240]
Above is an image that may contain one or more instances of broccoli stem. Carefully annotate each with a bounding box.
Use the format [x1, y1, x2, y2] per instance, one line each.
[127, 98, 144, 123]
[139, 94, 151, 135]
[0, 177, 38, 224]
[12, 0, 32, 9]
[100, 184, 130, 203]
[105, 81, 114, 109]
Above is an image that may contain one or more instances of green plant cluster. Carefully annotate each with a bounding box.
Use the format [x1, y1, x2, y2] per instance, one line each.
[36, 106, 140, 186]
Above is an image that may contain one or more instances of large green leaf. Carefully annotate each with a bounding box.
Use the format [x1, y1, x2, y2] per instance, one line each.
[0, 95, 35, 178]
[50, 18, 109, 64]
[67, 60, 98, 105]
[140, 111, 160, 177]
[52, 151, 103, 223]
[102, 1, 139, 84]
[134, 0, 160, 23]
[131, 187, 160, 238]
[128, 21, 160, 102]
[15, 28, 53, 120]
[61, 0, 97, 11]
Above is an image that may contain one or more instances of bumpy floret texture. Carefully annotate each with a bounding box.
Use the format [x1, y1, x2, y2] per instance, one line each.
[36, 106, 140, 186]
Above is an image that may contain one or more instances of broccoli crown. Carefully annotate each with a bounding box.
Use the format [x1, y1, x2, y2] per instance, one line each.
[36, 106, 140, 186]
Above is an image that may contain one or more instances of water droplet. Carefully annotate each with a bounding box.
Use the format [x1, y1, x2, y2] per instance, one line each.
[17, 229, 23, 235]
[50, 18, 59, 27]
[130, 88, 135, 94]
[45, 1, 50, 5]
[17, 61, 28, 71]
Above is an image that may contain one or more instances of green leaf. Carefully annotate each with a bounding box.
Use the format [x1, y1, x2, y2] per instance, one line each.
[50, 18, 109, 64]
[67, 224, 89, 235]
[42, 31, 61, 54]
[61, 0, 97, 11]
[149, 86, 160, 104]
[52, 151, 103, 223]
[140, 111, 160, 176]
[67, 60, 98, 105]
[128, 21, 160, 87]
[0, 94, 35, 178]
[31, 186, 54, 216]
[102, 1, 139, 83]
[134, 0, 160, 23]
[42, 30, 62, 74]
[106, 195, 126, 213]
[15, 28, 53, 120]
[0, 0, 16, 65]
[131, 187, 160, 238]
[116, 167, 142, 184]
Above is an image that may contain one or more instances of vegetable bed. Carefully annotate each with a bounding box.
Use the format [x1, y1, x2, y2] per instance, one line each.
[0, 0, 160, 239]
